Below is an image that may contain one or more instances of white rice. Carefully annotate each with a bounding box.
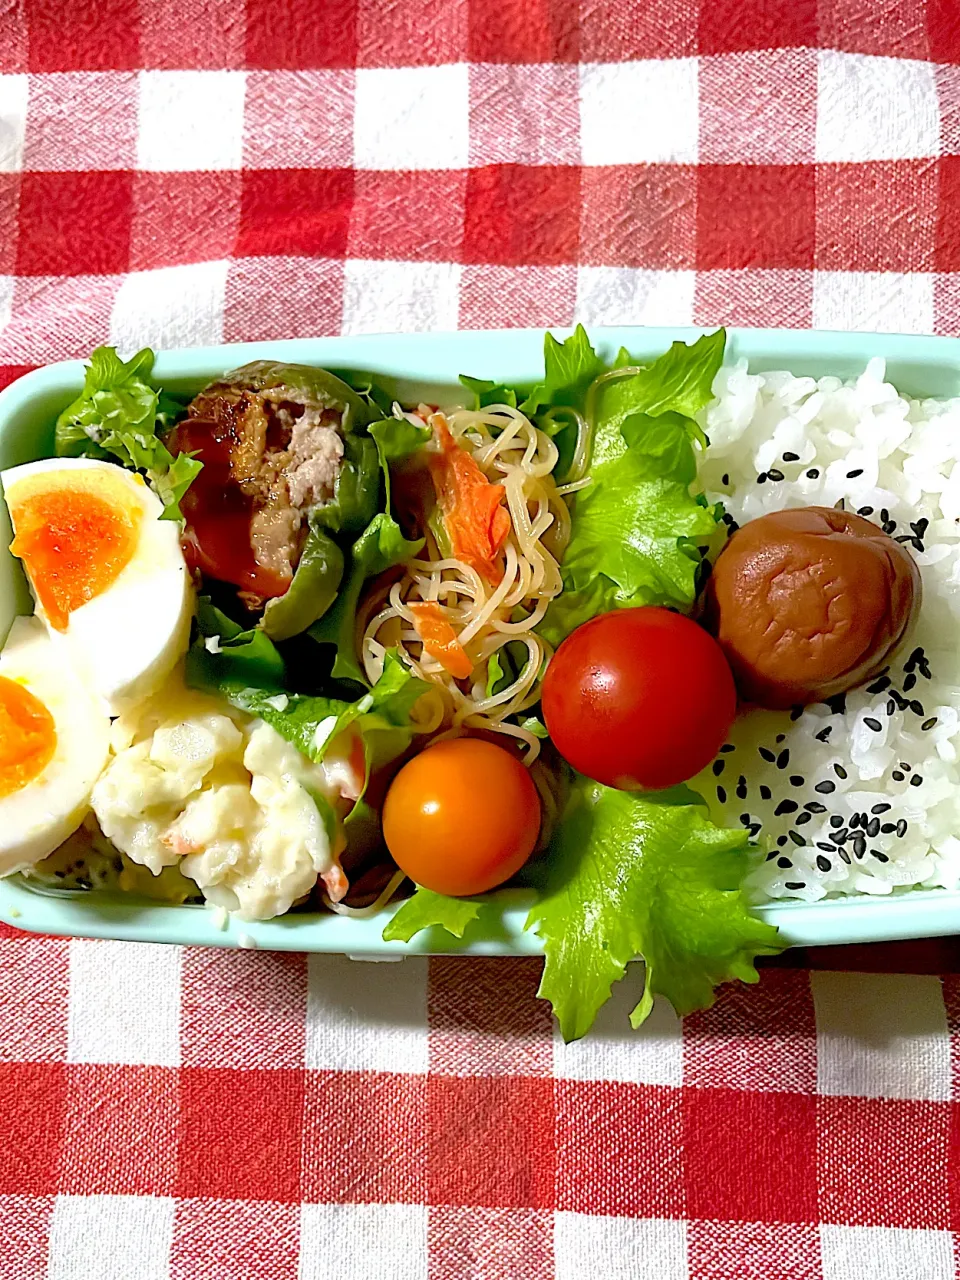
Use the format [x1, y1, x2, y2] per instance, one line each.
[696, 358, 960, 903]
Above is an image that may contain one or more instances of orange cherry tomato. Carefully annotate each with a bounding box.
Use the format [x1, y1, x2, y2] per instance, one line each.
[382, 738, 541, 896]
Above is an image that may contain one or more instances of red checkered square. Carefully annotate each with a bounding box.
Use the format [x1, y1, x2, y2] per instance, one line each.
[817, 160, 938, 272]
[170, 1199, 300, 1280]
[0, 936, 68, 1064]
[0, 1064, 65, 1195]
[428, 1206, 553, 1280]
[243, 71, 354, 170]
[699, 50, 817, 164]
[684, 969, 817, 1093]
[687, 1220, 822, 1280]
[26, 0, 140, 71]
[0, 274, 120, 363]
[0, 7, 27, 72]
[0, 175, 17, 276]
[0, 366, 36, 391]
[302, 1069, 426, 1203]
[23, 71, 137, 171]
[130, 171, 241, 271]
[459, 264, 576, 329]
[181, 951, 307, 1071]
[0, 1196, 53, 1280]
[936, 156, 960, 270]
[244, 0, 359, 69]
[580, 0, 697, 60]
[818, 1096, 950, 1229]
[580, 164, 696, 270]
[697, 164, 816, 269]
[16, 170, 133, 277]
[237, 168, 354, 259]
[694, 268, 814, 327]
[429, 1075, 555, 1209]
[139, 0, 246, 70]
[555, 1080, 683, 1218]
[698, 0, 817, 54]
[224, 257, 345, 341]
[462, 164, 580, 266]
[357, 0, 467, 67]
[941, 975, 960, 1097]
[684, 1088, 817, 1223]
[939, 273, 960, 335]
[469, 64, 579, 166]
[820, 0, 931, 59]
[428, 958, 553, 1077]
[347, 169, 466, 262]
[936, 65, 960, 155]
[468, 0, 579, 64]
[178, 1068, 305, 1202]
[59, 1064, 177, 1196]
[928, 0, 960, 65]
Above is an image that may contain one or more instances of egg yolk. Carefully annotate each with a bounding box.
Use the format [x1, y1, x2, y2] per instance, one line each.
[0, 675, 56, 798]
[9, 485, 139, 631]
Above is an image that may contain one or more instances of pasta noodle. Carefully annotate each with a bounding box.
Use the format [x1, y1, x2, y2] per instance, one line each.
[360, 403, 573, 764]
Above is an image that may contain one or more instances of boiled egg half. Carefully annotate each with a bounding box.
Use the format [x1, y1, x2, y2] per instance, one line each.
[2, 458, 192, 715]
[0, 616, 110, 872]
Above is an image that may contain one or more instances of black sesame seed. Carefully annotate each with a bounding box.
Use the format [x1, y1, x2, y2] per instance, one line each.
[805, 801, 827, 814]
[736, 778, 748, 799]
[795, 812, 813, 826]
[776, 733, 786, 744]
[748, 823, 762, 837]
[911, 538, 924, 553]
[886, 698, 896, 716]
[713, 759, 725, 776]
[759, 747, 776, 763]
[777, 835, 788, 847]
[892, 770, 904, 782]
[881, 823, 896, 834]
[774, 799, 799, 816]
[922, 717, 938, 731]
[872, 850, 890, 863]
[816, 843, 835, 853]
[790, 775, 804, 787]
[882, 521, 896, 535]
[785, 882, 806, 890]
[739, 812, 751, 825]
[806, 468, 820, 479]
[825, 693, 847, 715]
[854, 836, 867, 857]
[900, 762, 911, 771]
[896, 819, 908, 837]
[783, 452, 799, 462]
[839, 848, 852, 864]
[895, 534, 914, 543]
[893, 692, 909, 710]
[759, 784, 772, 801]
[816, 854, 832, 872]
[864, 717, 883, 732]
[849, 813, 861, 829]
[767, 468, 785, 482]
[815, 728, 832, 742]
[903, 673, 917, 692]
[910, 774, 923, 787]
[871, 803, 891, 814]
[912, 519, 929, 534]
[866, 818, 881, 838]
[757, 472, 768, 484]
[846, 468, 864, 478]
[777, 856, 793, 868]
[721, 473, 730, 486]
[829, 828, 849, 844]
[766, 850, 778, 861]
[834, 763, 848, 779]
[867, 676, 891, 693]
[717, 786, 727, 803]
[790, 705, 804, 721]
[829, 814, 844, 828]
[789, 831, 806, 847]
[909, 700, 924, 716]
[720, 743, 736, 753]
[777, 749, 790, 769]
[880, 508, 890, 522]
[815, 780, 836, 794]
[858, 506, 874, 516]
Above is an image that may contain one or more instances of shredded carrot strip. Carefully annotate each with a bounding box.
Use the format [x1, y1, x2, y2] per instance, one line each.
[409, 601, 474, 680]
[428, 414, 510, 585]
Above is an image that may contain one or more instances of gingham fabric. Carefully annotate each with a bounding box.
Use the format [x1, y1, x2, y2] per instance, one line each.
[3, 0, 960, 1275]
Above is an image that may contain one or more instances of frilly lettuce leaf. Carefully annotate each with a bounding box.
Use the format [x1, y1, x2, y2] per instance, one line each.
[519, 324, 606, 417]
[526, 780, 782, 1042]
[55, 345, 198, 520]
[383, 886, 486, 943]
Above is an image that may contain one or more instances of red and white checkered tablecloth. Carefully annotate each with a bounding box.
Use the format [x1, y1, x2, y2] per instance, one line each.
[2, 0, 960, 1275]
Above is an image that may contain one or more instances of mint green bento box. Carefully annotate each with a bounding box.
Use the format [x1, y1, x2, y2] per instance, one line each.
[3, 326, 960, 956]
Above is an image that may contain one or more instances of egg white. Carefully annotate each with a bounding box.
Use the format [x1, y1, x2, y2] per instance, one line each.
[1, 457, 193, 716]
[0, 616, 111, 872]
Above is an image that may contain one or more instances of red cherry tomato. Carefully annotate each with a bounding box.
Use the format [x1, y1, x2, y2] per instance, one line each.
[541, 606, 737, 791]
[382, 738, 541, 896]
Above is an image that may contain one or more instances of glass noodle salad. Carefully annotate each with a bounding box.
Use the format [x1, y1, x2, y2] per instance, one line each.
[1, 328, 802, 1041]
